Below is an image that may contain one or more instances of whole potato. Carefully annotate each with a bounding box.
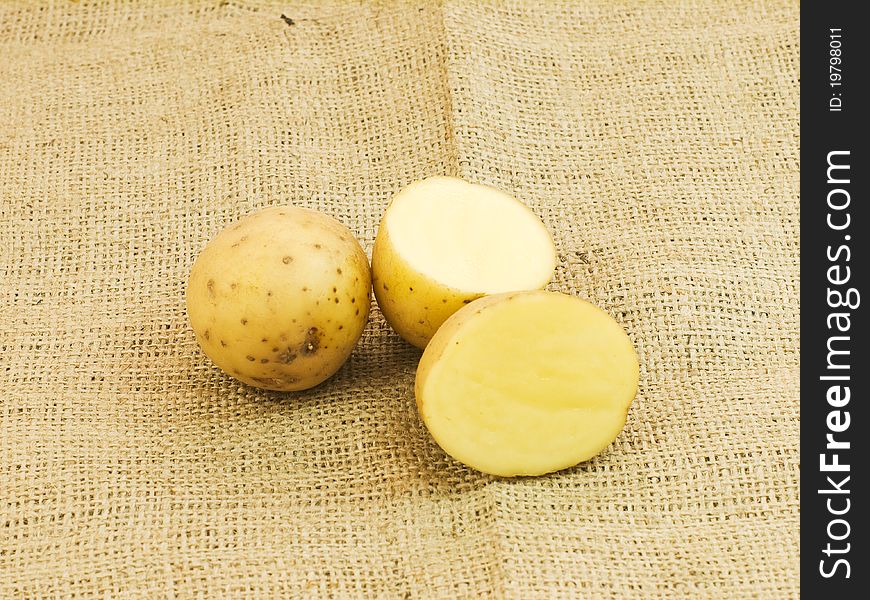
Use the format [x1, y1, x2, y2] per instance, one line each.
[186, 206, 371, 391]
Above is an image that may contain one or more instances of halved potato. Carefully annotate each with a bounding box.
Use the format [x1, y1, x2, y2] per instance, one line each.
[372, 176, 556, 348]
[415, 291, 639, 477]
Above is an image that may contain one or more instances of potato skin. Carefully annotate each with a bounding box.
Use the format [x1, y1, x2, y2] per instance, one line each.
[186, 206, 371, 391]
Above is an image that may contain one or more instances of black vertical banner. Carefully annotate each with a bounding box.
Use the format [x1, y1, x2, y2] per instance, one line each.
[801, 3, 868, 596]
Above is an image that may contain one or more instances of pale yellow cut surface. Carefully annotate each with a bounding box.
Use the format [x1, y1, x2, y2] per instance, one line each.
[372, 176, 555, 348]
[416, 291, 639, 477]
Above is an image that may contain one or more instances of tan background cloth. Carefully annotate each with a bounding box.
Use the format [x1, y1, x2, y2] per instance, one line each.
[0, 1, 799, 597]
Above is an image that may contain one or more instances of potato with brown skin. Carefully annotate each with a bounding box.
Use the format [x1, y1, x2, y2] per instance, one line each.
[186, 206, 371, 391]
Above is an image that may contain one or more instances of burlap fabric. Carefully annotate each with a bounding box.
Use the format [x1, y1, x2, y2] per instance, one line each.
[0, 1, 799, 597]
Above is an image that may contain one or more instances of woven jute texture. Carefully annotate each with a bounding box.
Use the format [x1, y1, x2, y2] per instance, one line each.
[1, 0, 799, 597]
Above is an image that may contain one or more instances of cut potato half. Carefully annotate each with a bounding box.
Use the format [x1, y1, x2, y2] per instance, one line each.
[372, 176, 556, 348]
[415, 291, 639, 477]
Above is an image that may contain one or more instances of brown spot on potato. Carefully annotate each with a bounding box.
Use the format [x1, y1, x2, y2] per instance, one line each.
[207, 280, 216, 297]
[301, 327, 320, 355]
[336, 268, 342, 274]
[409, 287, 414, 291]
[338, 325, 343, 330]
[302, 286, 309, 292]
[231, 283, 238, 290]
[382, 283, 389, 291]
[277, 347, 297, 364]
[267, 290, 273, 296]
[332, 287, 337, 293]
[241, 318, 248, 325]
[283, 256, 293, 264]
[246, 355, 255, 361]
[220, 340, 227, 347]
[355, 308, 359, 315]
[334, 298, 339, 304]
[261, 337, 268, 342]
[463, 299, 472, 304]
[418, 320, 425, 324]
[351, 298, 356, 303]
[442, 299, 447, 303]
[204, 329, 210, 340]
[251, 376, 291, 387]
[260, 358, 269, 364]
[314, 243, 322, 249]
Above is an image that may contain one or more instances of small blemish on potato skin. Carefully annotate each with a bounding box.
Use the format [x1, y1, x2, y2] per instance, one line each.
[261, 337, 268, 342]
[338, 325, 343, 330]
[277, 347, 297, 364]
[332, 286, 337, 293]
[442, 299, 447, 303]
[207, 280, 216, 297]
[314, 243, 322, 249]
[283, 256, 293, 264]
[260, 358, 269, 364]
[246, 355, 255, 361]
[382, 283, 389, 291]
[301, 327, 320, 355]
[272, 346, 279, 352]
[334, 298, 339, 304]
[409, 287, 414, 291]
[267, 290, 273, 296]
[355, 308, 359, 315]
[462, 299, 472, 304]
[221, 340, 228, 347]
[241, 318, 248, 325]
[351, 298, 356, 303]
[204, 329, 210, 340]
[336, 268, 342, 274]
[231, 283, 238, 290]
